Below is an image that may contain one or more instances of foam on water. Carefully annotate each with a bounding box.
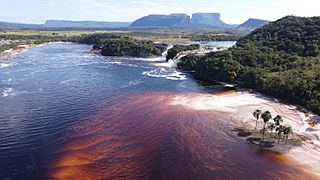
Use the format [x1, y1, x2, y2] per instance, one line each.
[142, 68, 187, 81]
[2, 78, 13, 84]
[2, 87, 15, 97]
[59, 78, 79, 86]
[121, 79, 144, 88]
[138, 56, 165, 62]
[108, 61, 123, 65]
[1, 87, 44, 98]
[111, 56, 165, 62]
[0, 63, 11, 68]
[154, 59, 178, 68]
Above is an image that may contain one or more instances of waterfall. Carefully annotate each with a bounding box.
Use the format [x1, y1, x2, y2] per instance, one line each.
[162, 44, 173, 57]
[168, 54, 187, 68]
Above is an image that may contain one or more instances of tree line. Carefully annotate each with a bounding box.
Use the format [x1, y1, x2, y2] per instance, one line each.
[253, 110, 293, 144]
[177, 16, 320, 114]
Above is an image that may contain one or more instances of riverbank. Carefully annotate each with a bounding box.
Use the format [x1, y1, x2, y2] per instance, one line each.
[49, 91, 320, 179]
[176, 16, 320, 115]
[0, 42, 75, 59]
[170, 90, 320, 175]
[0, 44, 30, 59]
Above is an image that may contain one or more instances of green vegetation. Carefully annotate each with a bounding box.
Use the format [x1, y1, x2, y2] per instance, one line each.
[253, 109, 293, 145]
[98, 38, 164, 57]
[70, 33, 122, 44]
[77, 34, 167, 57]
[166, 44, 200, 61]
[260, 111, 272, 141]
[0, 34, 71, 44]
[0, 43, 18, 53]
[178, 16, 320, 114]
[0, 32, 73, 53]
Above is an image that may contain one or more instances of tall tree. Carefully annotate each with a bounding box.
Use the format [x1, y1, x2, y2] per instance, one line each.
[261, 111, 272, 141]
[275, 125, 285, 144]
[283, 126, 293, 144]
[253, 109, 262, 129]
[267, 122, 276, 136]
[273, 115, 283, 126]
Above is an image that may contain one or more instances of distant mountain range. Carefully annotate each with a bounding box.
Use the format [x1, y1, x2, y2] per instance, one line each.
[44, 20, 131, 28]
[130, 13, 239, 28]
[191, 13, 234, 28]
[130, 14, 191, 28]
[237, 18, 270, 29]
[0, 21, 41, 29]
[0, 13, 269, 30]
[0, 20, 131, 30]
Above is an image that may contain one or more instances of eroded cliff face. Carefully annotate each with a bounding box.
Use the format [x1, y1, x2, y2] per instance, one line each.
[191, 13, 230, 28]
[130, 13, 231, 28]
[130, 14, 191, 28]
[237, 18, 269, 29]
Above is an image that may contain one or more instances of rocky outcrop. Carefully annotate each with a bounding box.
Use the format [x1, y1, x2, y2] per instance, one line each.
[237, 18, 269, 29]
[191, 13, 230, 28]
[130, 14, 191, 28]
[130, 13, 232, 28]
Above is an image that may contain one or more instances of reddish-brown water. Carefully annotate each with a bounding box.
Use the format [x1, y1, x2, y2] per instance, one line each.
[49, 92, 319, 179]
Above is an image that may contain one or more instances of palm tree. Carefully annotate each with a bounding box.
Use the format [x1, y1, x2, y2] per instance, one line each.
[273, 115, 283, 126]
[275, 125, 284, 144]
[253, 109, 262, 129]
[283, 126, 293, 144]
[261, 111, 272, 141]
[260, 128, 268, 142]
[267, 122, 276, 136]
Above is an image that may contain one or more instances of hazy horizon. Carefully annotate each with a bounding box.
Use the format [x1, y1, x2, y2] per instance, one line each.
[0, 0, 320, 24]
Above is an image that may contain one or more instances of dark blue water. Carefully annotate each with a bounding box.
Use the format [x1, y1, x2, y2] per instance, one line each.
[0, 43, 204, 178]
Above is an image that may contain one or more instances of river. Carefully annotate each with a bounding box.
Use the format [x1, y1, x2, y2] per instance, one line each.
[0, 43, 318, 179]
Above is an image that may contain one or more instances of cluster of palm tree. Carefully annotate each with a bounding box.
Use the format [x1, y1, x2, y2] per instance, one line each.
[253, 109, 293, 144]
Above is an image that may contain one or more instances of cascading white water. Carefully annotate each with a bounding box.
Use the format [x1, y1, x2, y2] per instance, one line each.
[167, 54, 187, 68]
[162, 44, 174, 57]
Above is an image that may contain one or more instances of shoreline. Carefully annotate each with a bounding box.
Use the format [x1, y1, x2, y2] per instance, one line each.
[170, 90, 320, 176]
[0, 45, 28, 59]
[0, 41, 74, 60]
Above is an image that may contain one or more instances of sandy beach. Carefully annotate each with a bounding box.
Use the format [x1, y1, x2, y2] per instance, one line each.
[170, 90, 320, 175]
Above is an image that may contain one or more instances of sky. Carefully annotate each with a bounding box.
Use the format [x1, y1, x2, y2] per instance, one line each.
[0, 0, 320, 24]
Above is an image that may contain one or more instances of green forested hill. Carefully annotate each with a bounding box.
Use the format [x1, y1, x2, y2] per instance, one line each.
[178, 16, 320, 114]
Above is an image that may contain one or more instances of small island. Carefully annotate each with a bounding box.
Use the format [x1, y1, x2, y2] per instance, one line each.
[92, 37, 167, 58]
